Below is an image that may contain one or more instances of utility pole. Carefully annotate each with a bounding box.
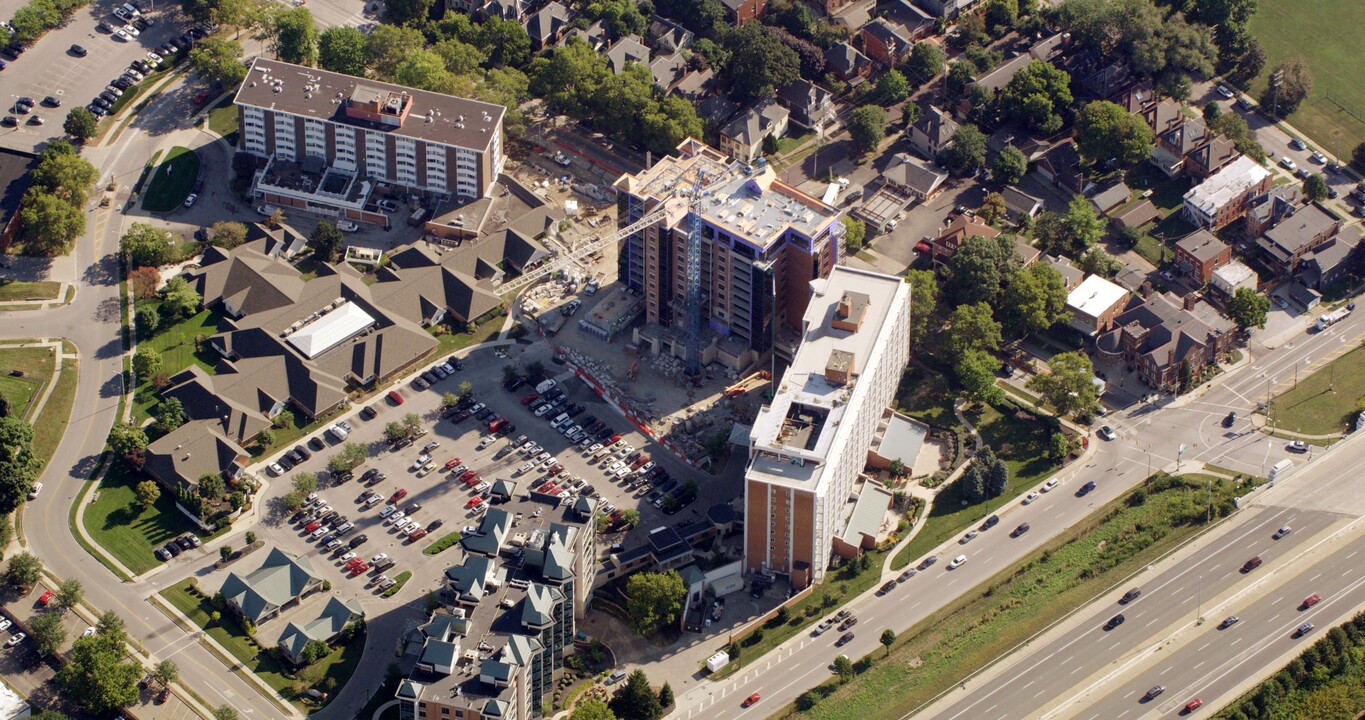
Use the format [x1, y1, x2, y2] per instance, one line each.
[1269, 69, 1285, 117]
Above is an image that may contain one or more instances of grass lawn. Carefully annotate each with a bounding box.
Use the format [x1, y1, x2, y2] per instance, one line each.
[1269, 344, 1365, 435]
[0, 346, 49, 418]
[31, 348, 78, 471]
[1133, 232, 1173, 267]
[1246, 0, 1365, 159]
[433, 314, 505, 357]
[773, 129, 816, 156]
[132, 307, 222, 422]
[894, 366, 960, 429]
[1124, 164, 1191, 213]
[784, 474, 1246, 720]
[141, 146, 201, 213]
[83, 462, 204, 575]
[0, 342, 78, 470]
[208, 100, 238, 138]
[0, 280, 62, 303]
[891, 403, 1063, 570]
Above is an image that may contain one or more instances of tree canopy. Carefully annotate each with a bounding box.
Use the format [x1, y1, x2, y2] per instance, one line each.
[720, 23, 800, 102]
[0, 419, 40, 514]
[57, 619, 142, 714]
[904, 269, 939, 347]
[610, 670, 663, 720]
[270, 7, 318, 66]
[940, 124, 988, 177]
[190, 37, 247, 88]
[1027, 351, 1098, 418]
[120, 223, 174, 268]
[947, 302, 1002, 357]
[1227, 287, 1270, 331]
[943, 234, 1018, 305]
[847, 106, 887, 156]
[624, 571, 686, 636]
[992, 144, 1028, 185]
[319, 26, 369, 76]
[1075, 100, 1155, 168]
[999, 60, 1072, 134]
[1001, 263, 1068, 335]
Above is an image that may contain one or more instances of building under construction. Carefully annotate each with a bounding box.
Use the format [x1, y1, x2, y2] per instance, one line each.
[612, 139, 844, 372]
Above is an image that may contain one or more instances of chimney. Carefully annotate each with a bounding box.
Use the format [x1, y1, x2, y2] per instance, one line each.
[1184, 294, 1198, 311]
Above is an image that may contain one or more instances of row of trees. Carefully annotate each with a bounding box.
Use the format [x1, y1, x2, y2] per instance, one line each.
[20, 141, 97, 256]
[8, 0, 90, 44]
[1219, 611, 1365, 720]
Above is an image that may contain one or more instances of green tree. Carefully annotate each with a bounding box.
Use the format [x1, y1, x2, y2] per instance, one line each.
[63, 107, 98, 141]
[904, 269, 939, 347]
[1075, 100, 1154, 169]
[394, 49, 461, 93]
[1227, 288, 1270, 331]
[842, 216, 866, 251]
[55, 578, 84, 612]
[308, 221, 345, 263]
[847, 105, 887, 156]
[30, 611, 67, 656]
[329, 442, 367, 472]
[1047, 432, 1071, 460]
[610, 670, 663, 720]
[271, 7, 318, 66]
[132, 346, 164, 380]
[402, 413, 422, 433]
[985, 0, 1018, 29]
[956, 350, 1004, 404]
[875, 69, 910, 103]
[832, 653, 855, 681]
[992, 144, 1028, 185]
[383, 0, 433, 26]
[1041, 195, 1107, 256]
[291, 472, 318, 495]
[1002, 264, 1067, 335]
[301, 639, 329, 665]
[979, 192, 1007, 225]
[1353, 142, 1365, 173]
[109, 422, 149, 458]
[383, 421, 411, 442]
[586, 0, 649, 39]
[624, 571, 686, 636]
[1027, 351, 1098, 418]
[151, 659, 179, 689]
[0, 419, 40, 514]
[1303, 173, 1329, 202]
[900, 42, 945, 86]
[365, 24, 426, 78]
[477, 16, 531, 68]
[19, 189, 85, 256]
[658, 681, 674, 707]
[135, 480, 161, 510]
[198, 473, 226, 501]
[1259, 57, 1313, 117]
[3, 551, 42, 589]
[948, 302, 1002, 356]
[1000, 60, 1071, 133]
[721, 22, 799, 102]
[159, 277, 202, 319]
[32, 140, 98, 205]
[319, 25, 369, 76]
[155, 396, 187, 433]
[619, 508, 641, 528]
[212, 707, 241, 720]
[31, 712, 72, 720]
[57, 627, 142, 714]
[944, 234, 1017, 305]
[959, 462, 984, 503]
[190, 37, 248, 88]
[1079, 247, 1122, 277]
[940, 124, 988, 177]
[208, 221, 248, 249]
[571, 699, 617, 720]
[0, 515, 12, 561]
[880, 628, 896, 655]
[986, 458, 1009, 497]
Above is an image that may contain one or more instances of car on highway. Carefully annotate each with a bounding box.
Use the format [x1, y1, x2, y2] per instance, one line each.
[1022, 491, 1039, 505]
[959, 530, 978, 544]
[835, 632, 855, 647]
[1286, 440, 1308, 453]
[1274, 525, 1292, 539]
[1104, 614, 1125, 630]
[947, 555, 966, 569]
[898, 568, 916, 582]
[1219, 615, 1240, 629]
[1076, 481, 1097, 496]
[1241, 556, 1262, 572]
[877, 580, 898, 596]
[980, 515, 999, 531]
[1296, 622, 1315, 637]
[1183, 698, 1203, 713]
[918, 556, 938, 570]
[742, 693, 761, 708]
[1010, 523, 1030, 537]
[1098, 425, 1116, 440]
[1120, 588, 1141, 604]
[1144, 685, 1164, 700]
[1042, 478, 1058, 492]
[1289, 138, 1307, 151]
[1301, 593, 1322, 609]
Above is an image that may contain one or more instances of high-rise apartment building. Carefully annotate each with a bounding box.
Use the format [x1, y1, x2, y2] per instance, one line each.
[234, 58, 504, 222]
[744, 266, 911, 588]
[613, 139, 842, 365]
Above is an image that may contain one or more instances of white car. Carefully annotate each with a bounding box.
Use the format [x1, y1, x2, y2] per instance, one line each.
[393, 517, 413, 531]
[473, 481, 490, 493]
[614, 467, 632, 479]
[363, 495, 383, 508]
[337, 220, 359, 232]
[1098, 425, 1116, 441]
[1310, 151, 1327, 164]
[948, 555, 967, 569]
[0, 620, 11, 633]
[6, 633, 24, 647]
[1280, 157, 1298, 171]
[122, 24, 139, 37]
[400, 523, 420, 536]
[114, 29, 131, 41]
[1041, 478, 1059, 492]
[959, 530, 978, 544]
[411, 454, 431, 470]
[183, 193, 197, 207]
[517, 462, 534, 475]
[82, 626, 97, 638]
[27, 483, 41, 500]
[370, 553, 388, 565]
[1216, 84, 1234, 98]
[1022, 491, 1040, 505]
[386, 511, 406, 525]
[379, 505, 397, 518]
[268, 463, 284, 476]
[339, 552, 357, 564]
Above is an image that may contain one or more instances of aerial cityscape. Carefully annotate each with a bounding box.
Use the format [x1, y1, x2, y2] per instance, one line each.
[0, 0, 1360, 716]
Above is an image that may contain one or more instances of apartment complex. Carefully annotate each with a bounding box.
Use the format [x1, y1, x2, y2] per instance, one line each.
[743, 266, 911, 589]
[234, 59, 505, 222]
[613, 139, 842, 365]
[398, 495, 598, 720]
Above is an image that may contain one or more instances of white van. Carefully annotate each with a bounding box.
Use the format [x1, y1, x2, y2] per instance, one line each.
[536, 379, 557, 394]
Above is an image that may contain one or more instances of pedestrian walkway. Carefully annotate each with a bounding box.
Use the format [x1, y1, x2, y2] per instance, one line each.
[0, 283, 74, 311]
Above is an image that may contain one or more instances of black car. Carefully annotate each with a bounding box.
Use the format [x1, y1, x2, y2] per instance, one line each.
[69, 43, 88, 56]
[290, 510, 307, 524]
[278, 454, 294, 471]
[294, 444, 312, 460]
[981, 515, 1000, 531]
[422, 370, 439, 384]
[426, 518, 445, 532]
[164, 541, 182, 557]
[41, 96, 59, 107]
[836, 632, 855, 647]
[360, 405, 378, 419]
[320, 534, 337, 545]
[348, 534, 369, 548]
[1222, 411, 1237, 428]
[360, 468, 379, 483]
[1076, 481, 1097, 496]
[567, 404, 584, 416]
[876, 580, 897, 596]
[131, 59, 151, 73]
[1104, 614, 1125, 630]
[1120, 588, 1141, 604]
[1010, 523, 1030, 537]
[309, 436, 326, 451]
[0, 116, 14, 127]
[392, 436, 414, 450]
[112, 78, 133, 90]
[366, 471, 386, 486]
[918, 555, 938, 570]
[1, 45, 24, 60]
[497, 422, 516, 436]
[87, 104, 108, 116]
[174, 535, 194, 551]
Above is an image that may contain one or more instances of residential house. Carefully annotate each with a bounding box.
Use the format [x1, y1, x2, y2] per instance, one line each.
[1098, 292, 1235, 392]
[1210, 260, 1257, 298]
[1046, 255, 1085, 291]
[911, 0, 981, 18]
[219, 548, 324, 625]
[931, 214, 998, 270]
[1298, 228, 1362, 290]
[697, 95, 740, 136]
[1182, 156, 1273, 229]
[1035, 140, 1088, 195]
[568, 20, 610, 51]
[524, 1, 571, 51]
[1141, 99, 1186, 139]
[144, 422, 249, 493]
[1174, 229, 1232, 285]
[1079, 61, 1134, 100]
[909, 106, 958, 160]
[719, 100, 789, 163]
[720, 0, 766, 24]
[1255, 203, 1340, 273]
[278, 597, 363, 665]
[1090, 182, 1131, 216]
[1151, 118, 1237, 179]
[647, 17, 693, 53]
[650, 52, 691, 93]
[1066, 274, 1130, 335]
[882, 153, 947, 200]
[671, 67, 716, 105]
[1001, 186, 1043, 224]
[825, 42, 872, 83]
[1111, 199, 1160, 230]
[777, 79, 836, 130]
[482, 0, 531, 21]
[1115, 81, 1156, 115]
[605, 35, 650, 74]
[883, 0, 934, 39]
[1244, 185, 1303, 237]
[859, 18, 914, 66]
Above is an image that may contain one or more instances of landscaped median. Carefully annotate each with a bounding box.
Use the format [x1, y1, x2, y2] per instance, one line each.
[383, 571, 413, 598]
[140, 146, 200, 213]
[778, 473, 1249, 720]
[1267, 343, 1365, 436]
[422, 531, 462, 555]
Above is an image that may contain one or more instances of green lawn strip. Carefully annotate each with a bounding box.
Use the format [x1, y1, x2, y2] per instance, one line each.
[423, 531, 463, 555]
[1211, 612, 1365, 719]
[894, 365, 961, 430]
[1246, 0, 1365, 160]
[141, 146, 201, 212]
[0, 345, 58, 417]
[30, 350, 78, 470]
[82, 462, 203, 575]
[1133, 233, 1173, 267]
[0, 280, 62, 303]
[433, 314, 505, 357]
[67, 463, 131, 583]
[1268, 344, 1365, 435]
[891, 403, 1063, 570]
[711, 549, 888, 679]
[784, 473, 1245, 720]
[132, 306, 222, 422]
[383, 570, 413, 598]
[208, 102, 239, 138]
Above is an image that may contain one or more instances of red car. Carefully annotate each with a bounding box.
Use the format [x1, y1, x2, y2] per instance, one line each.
[1184, 698, 1204, 712]
[305, 521, 322, 532]
[465, 496, 484, 509]
[387, 390, 404, 405]
[609, 434, 622, 444]
[521, 393, 539, 405]
[444, 457, 462, 470]
[349, 562, 370, 577]
[345, 557, 364, 569]
[1302, 593, 1322, 608]
[547, 464, 563, 477]
[38, 590, 54, 607]
[408, 527, 429, 541]
[389, 489, 409, 504]
[742, 693, 761, 708]
[460, 470, 478, 483]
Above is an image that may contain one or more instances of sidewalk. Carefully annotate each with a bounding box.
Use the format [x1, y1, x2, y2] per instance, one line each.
[0, 283, 73, 311]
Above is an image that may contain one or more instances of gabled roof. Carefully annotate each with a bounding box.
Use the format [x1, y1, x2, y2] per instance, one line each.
[524, 1, 570, 44]
[912, 106, 959, 149]
[824, 42, 870, 77]
[144, 421, 248, 489]
[649, 52, 689, 90]
[1260, 203, 1339, 259]
[220, 548, 321, 623]
[648, 17, 693, 53]
[1113, 292, 1234, 369]
[520, 584, 562, 628]
[722, 100, 788, 146]
[1002, 186, 1044, 217]
[1090, 182, 1131, 214]
[444, 555, 498, 604]
[1300, 228, 1362, 282]
[776, 79, 833, 116]
[605, 35, 650, 75]
[278, 597, 362, 659]
[861, 18, 912, 51]
[1247, 184, 1303, 227]
[882, 153, 946, 197]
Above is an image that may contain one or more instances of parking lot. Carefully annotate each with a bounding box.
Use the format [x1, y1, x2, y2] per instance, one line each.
[247, 341, 740, 604]
[0, 1, 198, 150]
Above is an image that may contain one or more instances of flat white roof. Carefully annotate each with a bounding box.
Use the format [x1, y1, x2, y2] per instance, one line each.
[1067, 275, 1129, 319]
[286, 301, 376, 358]
[1183, 156, 1270, 216]
[0, 681, 27, 720]
[1214, 259, 1256, 285]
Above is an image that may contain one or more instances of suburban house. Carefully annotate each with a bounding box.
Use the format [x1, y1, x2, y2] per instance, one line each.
[721, 0, 766, 24]
[930, 214, 998, 270]
[220, 548, 324, 625]
[605, 35, 650, 74]
[718, 99, 789, 163]
[1098, 292, 1236, 392]
[278, 597, 363, 665]
[909, 106, 958, 160]
[524, 1, 571, 50]
[882, 152, 947, 200]
[1244, 185, 1303, 237]
[647, 17, 693, 53]
[1046, 255, 1085, 291]
[1035, 140, 1089, 195]
[777, 79, 836, 130]
[1210, 260, 1258, 298]
[1182, 156, 1273, 229]
[650, 52, 691, 92]
[1140, 98, 1186, 138]
[824, 42, 872, 84]
[859, 18, 915, 66]
[1256, 203, 1341, 274]
[481, 0, 531, 21]
[1298, 228, 1363, 290]
[1174, 229, 1232, 285]
[1090, 182, 1130, 216]
[568, 20, 610, 50]
[883, 0, 935, 38]
[1066, 274, 1130, 335]
[1001, 187, 1043, 224]
[911, 0, 980, 17]
[144, 423, 249, 493]
[1150, 118, 1237, 179]
[697, 95, 740, 135]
